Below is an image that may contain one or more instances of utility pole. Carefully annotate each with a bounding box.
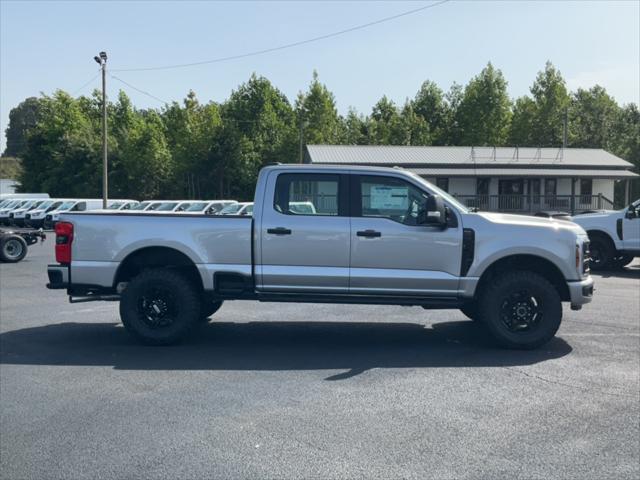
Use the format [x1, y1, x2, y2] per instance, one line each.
[94, 51, 108, 208]
[562, 107, 568, 149]
[298, 119, 304, 164]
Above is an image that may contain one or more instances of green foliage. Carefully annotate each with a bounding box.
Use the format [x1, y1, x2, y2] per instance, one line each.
[0, 156, 22, 179]
[6, 62, 638, 200]
[455, 63, 512, 146]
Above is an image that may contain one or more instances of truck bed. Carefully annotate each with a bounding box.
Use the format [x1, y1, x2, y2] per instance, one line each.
[62, 212, 253, 290]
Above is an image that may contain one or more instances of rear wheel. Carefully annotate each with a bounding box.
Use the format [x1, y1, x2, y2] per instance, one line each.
[120, 269, 201, 345]
[588, 234, 614, 271]
[460, 301, 481, 322]
[610, 253, 634, 270]
[0, 235, 28, 263]
[478, 271, 562, 349]
[199, 300, 223, 322]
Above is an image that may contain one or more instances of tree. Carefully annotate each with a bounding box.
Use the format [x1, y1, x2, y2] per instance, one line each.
[296, 71, 341, 147]
[3, 97, 43, 158]
[455, 63, 512, 146]
[508, 96, 536, 146]
[412, 80, 447, 145]
[528, 61, 570, 146]
[569, 86, 620, 149]
[339, 108, 369, 145]
[216, 74, 297, 199]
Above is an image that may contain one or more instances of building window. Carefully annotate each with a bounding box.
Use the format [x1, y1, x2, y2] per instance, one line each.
[436, 177, 449, 192]
[580, 178, 593, 205]
[544, 179, 557, 196]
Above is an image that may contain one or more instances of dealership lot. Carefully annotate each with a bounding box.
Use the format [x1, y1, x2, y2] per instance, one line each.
[1, 243, 639, 479]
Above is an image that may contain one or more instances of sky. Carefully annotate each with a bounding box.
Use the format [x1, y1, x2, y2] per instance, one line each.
[1, 0, 639, 151]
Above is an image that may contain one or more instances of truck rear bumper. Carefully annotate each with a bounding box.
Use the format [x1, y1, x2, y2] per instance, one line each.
[567, 276, 594, 307]
[47, 264, 69, 289]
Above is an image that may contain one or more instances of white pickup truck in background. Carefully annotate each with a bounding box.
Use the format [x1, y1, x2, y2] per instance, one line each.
[572, 199, 640, 270]
[47, 164, 594, 350]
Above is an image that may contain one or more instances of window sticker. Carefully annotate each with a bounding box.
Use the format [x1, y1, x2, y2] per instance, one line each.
[370, 186, 409, 209]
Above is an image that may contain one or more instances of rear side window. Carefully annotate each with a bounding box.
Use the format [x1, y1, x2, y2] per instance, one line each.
[274, 173, 342, 216]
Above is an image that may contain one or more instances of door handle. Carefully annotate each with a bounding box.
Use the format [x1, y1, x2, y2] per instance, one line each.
[357, 230, 381, 238]
[267, 227, 292, 235]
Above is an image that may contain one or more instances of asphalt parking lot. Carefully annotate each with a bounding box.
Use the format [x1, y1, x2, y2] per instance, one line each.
[1, 243, 639, 480]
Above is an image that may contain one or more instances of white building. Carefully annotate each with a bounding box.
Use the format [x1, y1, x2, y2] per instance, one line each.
[304, 145, 638, 213]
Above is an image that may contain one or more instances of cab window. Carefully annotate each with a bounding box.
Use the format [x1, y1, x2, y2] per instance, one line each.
[274, 173, 342, 216]
[356, 175, 429, 226]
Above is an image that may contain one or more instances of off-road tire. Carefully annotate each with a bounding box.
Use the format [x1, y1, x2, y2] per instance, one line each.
[199, 300, 224, 322]
[610, 254, 634, 270]
[460, 302, 481, 322]
[478, 271, 562, 350]
[0, 235, 28, 263]
[588, 233, 614, 271]
[119, 268, 201, 345]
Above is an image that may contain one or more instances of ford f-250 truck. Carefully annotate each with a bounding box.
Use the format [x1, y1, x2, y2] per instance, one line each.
[47, 165, 594, 349]
[572, 199, 640, 270]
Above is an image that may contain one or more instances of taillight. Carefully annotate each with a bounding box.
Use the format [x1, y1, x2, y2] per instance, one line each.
[55, 221, 74, 264]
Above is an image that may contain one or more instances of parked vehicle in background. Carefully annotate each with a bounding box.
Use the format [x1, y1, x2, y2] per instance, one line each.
[7, 199, 48, 226]
[571, 199, 640, 270]
[104, 200, 139, 211]
[533, 211, 572, 222]
[219, 202, 253, 216]
[174, 200, 238, 215]
[24, 200, 70, 228]
[145, 201, 183, 213]
[288, 201, 317, 215]
[0, 193, 49, 201]
[0, 228, 46, 263]
[0, 200, 35, 226]
[12, 199, 58, 227]
[48, 164, 594, 350]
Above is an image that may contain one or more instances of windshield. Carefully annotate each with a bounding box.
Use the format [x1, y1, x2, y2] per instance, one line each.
[220, 203, 245, 214]
[632, 199, 640, 209]
[150, 202, 178, 211]
[408, 173, 469, 213]
[1, 200, 20, 210]
[34, 200, 54, 210]
[130, 202, 150, 210]
[107, 202, 124, 210]
[184, 202, 208, 212]
[56, 201, 76, 211]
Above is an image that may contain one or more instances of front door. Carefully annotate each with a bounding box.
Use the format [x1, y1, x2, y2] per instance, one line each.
[498, 179, 524, 211]
[349, 174, 463, 296]
[259, 172, 350, 293]
[622, 201, 640, 251]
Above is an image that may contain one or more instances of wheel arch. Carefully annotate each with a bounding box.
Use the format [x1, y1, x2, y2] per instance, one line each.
[113, 246, 204, 292]
[475, 254, 570, 302]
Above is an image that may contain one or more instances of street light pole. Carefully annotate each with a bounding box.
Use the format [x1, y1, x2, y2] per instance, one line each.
[94, 51, 108, 208]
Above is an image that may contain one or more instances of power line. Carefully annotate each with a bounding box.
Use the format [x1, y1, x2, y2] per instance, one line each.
[112, 0, 450, 72]
[71, 72, 100, 96]
[109, 74, 168, 104]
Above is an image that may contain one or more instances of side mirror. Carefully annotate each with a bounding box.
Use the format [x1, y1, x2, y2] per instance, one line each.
[626, 208, 638, 219]
[421, 195, 447, 227]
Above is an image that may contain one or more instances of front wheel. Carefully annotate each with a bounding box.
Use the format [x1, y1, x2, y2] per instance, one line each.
[0, 235, 28, 263]
[120, 269, 201, 345]
[588, 235, 613, 271]
[478, 271, 562, 349]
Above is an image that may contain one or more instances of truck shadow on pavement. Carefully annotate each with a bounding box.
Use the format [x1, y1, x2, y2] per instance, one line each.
[0, 320, 572, 380]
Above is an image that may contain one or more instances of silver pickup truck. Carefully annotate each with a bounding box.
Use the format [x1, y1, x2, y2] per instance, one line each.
[47, 165, 594, 349]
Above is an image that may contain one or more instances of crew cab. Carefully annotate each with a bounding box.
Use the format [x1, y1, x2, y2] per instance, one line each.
[47, 165, 594, 349]
[571, 199, 640, 270]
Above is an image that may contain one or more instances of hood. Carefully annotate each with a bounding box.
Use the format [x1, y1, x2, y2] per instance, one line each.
[571, 209, 617, 220]
[478, 212, 586, 235]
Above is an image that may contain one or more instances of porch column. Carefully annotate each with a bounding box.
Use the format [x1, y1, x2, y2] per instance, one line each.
[625, 179, 631, 206]
[570, 177, 576, 215]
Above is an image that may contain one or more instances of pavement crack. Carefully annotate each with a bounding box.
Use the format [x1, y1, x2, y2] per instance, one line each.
[502, 366, 638, 398]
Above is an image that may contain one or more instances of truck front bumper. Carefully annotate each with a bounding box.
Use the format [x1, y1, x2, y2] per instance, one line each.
[47, 264, 69, 289]
[567, 275, 594, 308]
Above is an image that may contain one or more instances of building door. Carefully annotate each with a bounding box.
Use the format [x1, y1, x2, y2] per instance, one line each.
[498, 179, 524, 211]
[530, 179, 541, 210]
[476, 178, 490, 210]
[349, 174, 462, 296]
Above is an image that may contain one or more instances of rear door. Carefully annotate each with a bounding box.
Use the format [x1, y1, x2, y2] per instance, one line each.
[349, 174, 463, 296]
[258, 172, 350, 292]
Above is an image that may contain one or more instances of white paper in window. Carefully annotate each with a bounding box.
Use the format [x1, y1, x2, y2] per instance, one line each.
[370, 186, 409, 209]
